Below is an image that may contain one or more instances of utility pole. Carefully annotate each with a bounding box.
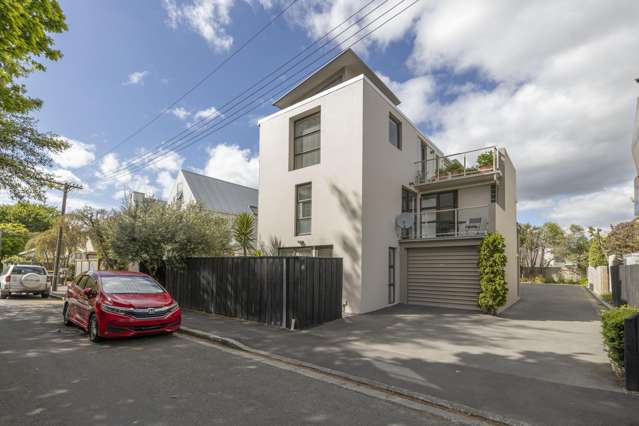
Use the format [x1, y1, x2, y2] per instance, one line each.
[52, 182, 82, 291]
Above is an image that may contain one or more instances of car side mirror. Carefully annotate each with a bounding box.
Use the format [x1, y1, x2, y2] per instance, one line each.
[83, 288, 96, 298]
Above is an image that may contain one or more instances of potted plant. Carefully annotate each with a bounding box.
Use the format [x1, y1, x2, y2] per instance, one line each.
[446, 160, 465, 176]
[477, 151, 494, 172]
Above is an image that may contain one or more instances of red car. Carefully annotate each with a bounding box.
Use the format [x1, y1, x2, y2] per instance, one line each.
[63, 271, 181, 342]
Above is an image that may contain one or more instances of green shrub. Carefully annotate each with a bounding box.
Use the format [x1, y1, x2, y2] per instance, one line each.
[601, 293, 613, 304]
[579, 276, 588, 286]
[477, 151, 494, 168]
[477, 232, 507, 314]
[588, 238, 608, 267]
[601, 306, 639, 368]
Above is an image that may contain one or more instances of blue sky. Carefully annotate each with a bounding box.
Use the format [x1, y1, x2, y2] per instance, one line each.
[13, 0, 639, 229]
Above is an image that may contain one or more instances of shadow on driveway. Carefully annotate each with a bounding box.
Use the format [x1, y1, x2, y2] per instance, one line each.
[184, 284, 639, 425]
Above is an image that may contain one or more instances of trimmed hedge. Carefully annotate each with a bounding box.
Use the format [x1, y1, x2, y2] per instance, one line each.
[478, 232, 507, 314]
[601, 305, 639, 368]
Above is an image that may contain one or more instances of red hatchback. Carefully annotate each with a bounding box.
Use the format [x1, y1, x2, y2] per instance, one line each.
[63, 271, 181, 342]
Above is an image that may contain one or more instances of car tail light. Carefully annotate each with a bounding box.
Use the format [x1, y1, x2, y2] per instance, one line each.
[4, 275, 10, 283]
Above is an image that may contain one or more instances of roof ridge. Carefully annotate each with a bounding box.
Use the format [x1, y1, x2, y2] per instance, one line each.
[181, 169, 258, 191]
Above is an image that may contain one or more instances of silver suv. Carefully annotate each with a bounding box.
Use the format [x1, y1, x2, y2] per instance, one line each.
[0, 264, 50, 299]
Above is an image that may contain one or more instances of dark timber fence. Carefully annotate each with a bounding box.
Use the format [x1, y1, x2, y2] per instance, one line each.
[146, 257, 342, 330]
[625, 313, 639, 391]
[610, 265, 639, 307]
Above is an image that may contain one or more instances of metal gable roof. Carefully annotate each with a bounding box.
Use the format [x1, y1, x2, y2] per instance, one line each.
[181, 170, 258, 215]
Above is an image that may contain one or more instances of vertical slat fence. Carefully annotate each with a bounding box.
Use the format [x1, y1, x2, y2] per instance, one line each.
[147, 257, 342, 330]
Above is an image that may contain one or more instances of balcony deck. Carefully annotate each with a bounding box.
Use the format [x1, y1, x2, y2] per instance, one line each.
[398, 206, 490, 241]
[413, 146, 501, 191]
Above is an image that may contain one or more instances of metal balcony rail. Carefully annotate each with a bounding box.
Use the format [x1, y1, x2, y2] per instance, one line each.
[400, 205, 490, 240]
[415, 146, 498, 185]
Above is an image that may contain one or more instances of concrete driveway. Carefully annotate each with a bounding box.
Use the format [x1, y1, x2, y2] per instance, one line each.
[185, 284, 639, 425]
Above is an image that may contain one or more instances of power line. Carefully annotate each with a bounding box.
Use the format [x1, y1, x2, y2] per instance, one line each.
[103, 0, 419, 181]
[94, 0, 300, 160]
[101, 0, 388, 180]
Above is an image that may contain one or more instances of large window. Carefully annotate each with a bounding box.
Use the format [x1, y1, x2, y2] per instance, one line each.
[389, 114, 402, 149]
[295, 183, 312, 235]
[293, 112, 320, 169]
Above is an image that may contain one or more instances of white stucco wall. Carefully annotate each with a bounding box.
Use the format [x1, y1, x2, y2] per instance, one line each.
[258, 77, 366, 313]
[167, 171, 197, 206]
[494, 149, 519, 310]
[360, 79, 429, 312]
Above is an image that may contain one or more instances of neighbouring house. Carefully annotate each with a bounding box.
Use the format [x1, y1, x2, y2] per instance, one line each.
[257, 49, 519, 314]
[74, 239, 98, 275]
[632, 89, 639, 216]
[167, 169, 258, 219]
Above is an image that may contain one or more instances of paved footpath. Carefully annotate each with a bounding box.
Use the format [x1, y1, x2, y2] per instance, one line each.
[0, 296, 454, 426]
[182, 285, 639, 426]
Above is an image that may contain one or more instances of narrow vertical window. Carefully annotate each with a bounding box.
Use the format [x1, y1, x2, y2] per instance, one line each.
[294, 112, 321, 169]
[295, 183, 312, 235]
[388, 247, 396, 304]
[389, 114, 401, 149]
[401, 188, 416, 239]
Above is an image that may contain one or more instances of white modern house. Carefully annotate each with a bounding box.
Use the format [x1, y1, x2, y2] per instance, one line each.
[632, 91, 639, 216]
[257, 50, 518, 314]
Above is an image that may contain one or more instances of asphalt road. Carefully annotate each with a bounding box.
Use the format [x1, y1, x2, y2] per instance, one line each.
[0, 296, 451, 426]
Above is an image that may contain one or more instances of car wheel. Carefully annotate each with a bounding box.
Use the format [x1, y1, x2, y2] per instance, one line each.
[88, 314, 102, 343]
[41, 292, 50, 299]
[62, 304, 73, 326]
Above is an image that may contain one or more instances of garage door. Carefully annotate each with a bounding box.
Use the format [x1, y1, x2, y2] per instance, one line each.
[407, 245, 480, 310]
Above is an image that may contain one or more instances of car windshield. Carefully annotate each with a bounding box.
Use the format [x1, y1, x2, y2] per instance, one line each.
[101, 276, 165, 294]
[12, 266, 46, 275]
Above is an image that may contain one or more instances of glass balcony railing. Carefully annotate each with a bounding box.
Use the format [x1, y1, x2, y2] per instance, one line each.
[415, 146, 498, 185]
[399, 206, 490, 240]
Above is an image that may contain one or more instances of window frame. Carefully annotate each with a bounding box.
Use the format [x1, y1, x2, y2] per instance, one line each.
[388, 113, 402, 150]
[292, 111, 321, 170]
[295, 182, 312, 236]
[388, 247, 396, 304]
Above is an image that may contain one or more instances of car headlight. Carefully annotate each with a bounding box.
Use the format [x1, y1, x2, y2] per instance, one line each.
[101, 304, 134, 315]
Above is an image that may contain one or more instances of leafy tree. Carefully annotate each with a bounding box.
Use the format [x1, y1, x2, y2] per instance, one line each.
[587, 227, 607, 267]
[0, 0, 69, 201]
[0, 202, 58, 232]
[564, 224, 589, 270]
[72, 207, 120, 269]
[478, 232, 508, 315]
[605, 218, 639, 257]
[109, 200, 232, 276]
[0, 222, 30, 259]
[233, 213, 256, 256]
[1, 0, 67, 114]
[25, 214, 84, 268]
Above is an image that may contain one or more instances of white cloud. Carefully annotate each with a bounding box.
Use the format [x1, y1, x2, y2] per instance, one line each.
[188, 106, 222, 127]
[163, 0, 235, 51]
[203, 143, 258, 188]
[378, 72, 435, 124]
[123, 71, 149, 86]
[170, 106, 191, 120]
[148, 150, 185, 173]
[51, 136, 96, 169]
[157, 171, 176, 199]
[539, 183, 635, 229]
[50, 168, 84, 186]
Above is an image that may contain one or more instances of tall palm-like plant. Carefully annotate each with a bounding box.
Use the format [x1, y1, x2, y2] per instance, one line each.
[233, 213, 255, 256]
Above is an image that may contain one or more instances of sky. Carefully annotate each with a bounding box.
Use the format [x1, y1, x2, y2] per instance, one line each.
[7, 0, 639, 229]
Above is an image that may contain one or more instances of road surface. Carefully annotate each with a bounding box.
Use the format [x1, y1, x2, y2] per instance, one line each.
[0, 296, 452, 425]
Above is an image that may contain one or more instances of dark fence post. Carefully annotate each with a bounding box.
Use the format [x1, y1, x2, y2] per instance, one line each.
[610, 265, 621, 306]
[625, 313, 639, 391]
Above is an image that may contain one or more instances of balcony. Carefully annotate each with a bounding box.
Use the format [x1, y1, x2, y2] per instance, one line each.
[399, 206, 490, 240]
[414, 146, 500, 190]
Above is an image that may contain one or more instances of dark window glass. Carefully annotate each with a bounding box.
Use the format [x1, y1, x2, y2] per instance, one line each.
[295, 183, 312, 235]
[293, 112, 320, 169]
[101, 276, 164, 294]
[84, 276, 99, 292]
[11, 266, 46, 275]
[388, 247, 396, 304]
[389, 114, 401, 149]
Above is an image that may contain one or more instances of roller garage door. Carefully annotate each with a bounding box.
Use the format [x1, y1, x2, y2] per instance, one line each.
[406, 245, 480, 310]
